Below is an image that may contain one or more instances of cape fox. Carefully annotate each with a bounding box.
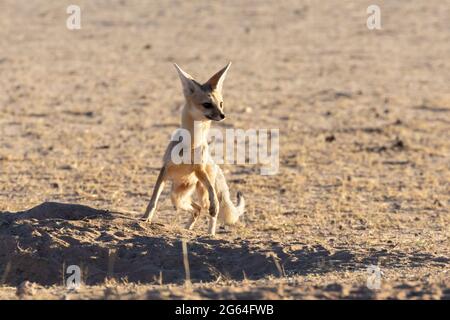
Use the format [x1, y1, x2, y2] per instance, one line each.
[142, 62, 245, 236]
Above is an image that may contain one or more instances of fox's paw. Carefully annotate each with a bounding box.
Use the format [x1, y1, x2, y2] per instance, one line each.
[142, 207, 156, 223]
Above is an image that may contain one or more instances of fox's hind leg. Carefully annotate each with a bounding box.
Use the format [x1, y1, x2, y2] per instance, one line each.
[170, 181, 201, 230]
[185, 201, 202, 230]
[186, 181, 210, 230]
[196, 181, 209, 211]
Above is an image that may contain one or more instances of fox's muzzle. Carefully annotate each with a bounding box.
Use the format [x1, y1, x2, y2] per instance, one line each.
[206, 112, 225, 121]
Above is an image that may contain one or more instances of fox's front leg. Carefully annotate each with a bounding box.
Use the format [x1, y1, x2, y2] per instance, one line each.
[194, 165, 218, 235]
[143, 166, 167, 223]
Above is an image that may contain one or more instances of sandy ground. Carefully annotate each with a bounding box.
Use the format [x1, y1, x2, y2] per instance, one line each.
[0, 0, 449, 299]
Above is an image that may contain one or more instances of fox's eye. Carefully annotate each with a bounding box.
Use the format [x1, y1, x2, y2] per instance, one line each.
[220, 102, 223, 108]
[202, 102, 214, 109]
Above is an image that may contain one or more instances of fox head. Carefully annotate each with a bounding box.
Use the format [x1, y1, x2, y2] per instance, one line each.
[174, 62, 231, 122]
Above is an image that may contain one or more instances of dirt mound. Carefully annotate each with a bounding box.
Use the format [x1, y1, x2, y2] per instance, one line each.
[1, 202, 447, 288]
[0, 202, 285, 286]
[1, 202, 109, 222]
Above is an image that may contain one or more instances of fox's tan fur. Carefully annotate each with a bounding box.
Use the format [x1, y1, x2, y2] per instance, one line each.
[142, 62, 245, 236]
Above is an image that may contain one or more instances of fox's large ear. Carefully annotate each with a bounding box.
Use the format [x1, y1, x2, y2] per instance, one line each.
[174, 63, 198, 96]
[205, 62, 231, 93]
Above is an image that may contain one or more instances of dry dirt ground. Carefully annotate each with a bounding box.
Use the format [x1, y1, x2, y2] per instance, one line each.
[0, 0, 449, 299]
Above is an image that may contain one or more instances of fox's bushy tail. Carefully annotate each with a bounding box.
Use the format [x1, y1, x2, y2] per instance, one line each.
[215, 167, 245, 225]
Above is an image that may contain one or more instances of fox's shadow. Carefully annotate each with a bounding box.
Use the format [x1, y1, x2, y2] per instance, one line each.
[0, 202, 448, 286]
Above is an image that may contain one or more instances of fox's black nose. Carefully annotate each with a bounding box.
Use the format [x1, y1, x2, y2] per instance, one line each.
[220, 113, 225, 119]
